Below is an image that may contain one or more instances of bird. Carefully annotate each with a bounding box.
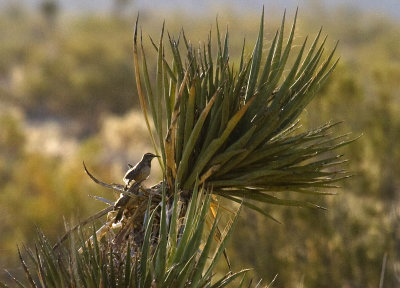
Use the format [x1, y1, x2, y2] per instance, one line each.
[113, 152, 159, 223]
[123, 152, 160, 187]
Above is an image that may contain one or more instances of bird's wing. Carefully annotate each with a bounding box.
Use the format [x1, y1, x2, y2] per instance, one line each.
[123, 164, 140, 182]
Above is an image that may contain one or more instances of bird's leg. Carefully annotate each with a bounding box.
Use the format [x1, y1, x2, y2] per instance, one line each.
[124, 180, 131, 191]
[114, 182, 142, 223]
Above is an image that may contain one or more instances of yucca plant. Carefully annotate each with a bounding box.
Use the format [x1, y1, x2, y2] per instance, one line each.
[4, 8, 354, 288]
[134, 8, 354, 219]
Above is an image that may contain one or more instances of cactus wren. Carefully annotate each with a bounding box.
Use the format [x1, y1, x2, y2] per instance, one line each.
[123, 152, 160, 186]
[114, 152, 159, 222]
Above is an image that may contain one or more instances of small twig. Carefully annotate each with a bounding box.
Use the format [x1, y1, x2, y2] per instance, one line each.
[88, 195, 114, 206]
[83, 161, 125, 192]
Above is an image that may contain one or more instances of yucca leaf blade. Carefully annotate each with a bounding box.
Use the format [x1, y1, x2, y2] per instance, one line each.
[155, 185, 168, 283]
[190, 209, 220, 287]
[201, 205, 241, 285]
[140, 207, 157, 286]
[133, 18, 162, 169]
[171, 180, 200, 265]
[244, 6, 264, 102]
[184, 97, 255, 188]
[176, 91, 218, 185]
[211, 269, 251, 288]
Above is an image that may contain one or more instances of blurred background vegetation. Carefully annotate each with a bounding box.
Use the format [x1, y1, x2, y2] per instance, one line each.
[0, 0, 399, 287]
